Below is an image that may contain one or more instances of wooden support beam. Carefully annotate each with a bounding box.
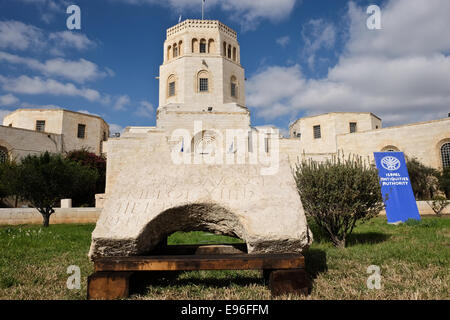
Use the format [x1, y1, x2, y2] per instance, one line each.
[268, 269, 311, 296]
[87, 272, 133, 300]
[94, 253, 304, 272]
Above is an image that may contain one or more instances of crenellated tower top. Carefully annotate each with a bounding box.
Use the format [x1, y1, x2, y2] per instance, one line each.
[166, 19, 237, 40]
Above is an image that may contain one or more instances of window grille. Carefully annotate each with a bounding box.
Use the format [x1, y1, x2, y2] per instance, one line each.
[36, 120, 45, 132]
[199, 78, 208, 92]
[313, 125, 321, 139]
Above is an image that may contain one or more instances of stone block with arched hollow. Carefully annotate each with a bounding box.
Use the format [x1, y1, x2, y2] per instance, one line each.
[88, 136, 312, 259]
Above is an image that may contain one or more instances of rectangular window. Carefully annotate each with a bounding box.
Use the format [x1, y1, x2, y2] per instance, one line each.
[200, 43, 206, 53]
[199, 78, 209, 92]
[313, 125, 321, 139]
[169, 81, 176, 96]
[350, 122, 357, 133]
[77, 124, 86, 139]
[231, 83, 237, 97]
[36, 120, 45, 132]
[265, 137, 270, 153]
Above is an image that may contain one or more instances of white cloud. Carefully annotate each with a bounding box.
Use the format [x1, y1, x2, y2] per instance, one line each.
[0, 20, 96, 54]
[48, 31, 96, 52]
[0, 52, 110, 83]
[276, 36, 290, 47]
[113, 95, 131, 111]
[0, 20, 44, 51]
[134, 100, 154, 118]
[247, 65, 304, 109]
[117, 0, 298, 29]
[247, 0, 450, 126]
[0, 75, 102, 102]
[0, 94, 19, 106]
[16, 0, 70, 24]
[0, 109, 13, 124]
[346, 0, 450, 58]
[301, 19, 336, 69]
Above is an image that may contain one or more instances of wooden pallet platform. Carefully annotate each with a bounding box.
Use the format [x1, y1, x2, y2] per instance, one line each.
[88, 245, 310, 300]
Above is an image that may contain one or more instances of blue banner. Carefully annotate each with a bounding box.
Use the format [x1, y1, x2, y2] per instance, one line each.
[374, 152, 421, 224]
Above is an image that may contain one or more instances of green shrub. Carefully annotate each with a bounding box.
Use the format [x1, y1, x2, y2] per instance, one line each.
[406, 157, 440, 200]
[66, 149, 106, 207]
[427, 196, 449, 217]
[439, 168, 450, 199]
[12, 152, 98, 227]
[0, 160, 19, 207]
[294, 154, 384, 248]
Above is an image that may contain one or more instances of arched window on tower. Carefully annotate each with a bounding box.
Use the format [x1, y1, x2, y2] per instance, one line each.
[0, 146, 8, 164]
[208, 39, 215, 54]
[227, 45, 232, 59]
[223, 42, 227, 57]
[197, 70, 210, 93]
[178, 40, 183, 56]
[230, 76, 238, 99]
[173, 43, 178, 58]
[192, 38, 198, 53]
[441, 142, 450, 168]
[167, 45, 172, 61]
[233, 47, 237, 61]
[167, 74, 176, 97]
[200, 39, 207, 53]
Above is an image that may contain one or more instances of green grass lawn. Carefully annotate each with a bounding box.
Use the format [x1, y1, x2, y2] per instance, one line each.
[0, 216, 449, 300]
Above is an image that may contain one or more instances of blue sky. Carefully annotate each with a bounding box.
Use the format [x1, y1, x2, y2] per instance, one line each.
[1, 0, 449, 135]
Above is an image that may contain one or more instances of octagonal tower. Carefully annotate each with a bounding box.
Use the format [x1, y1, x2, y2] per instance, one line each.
[157, 20, 250, 132]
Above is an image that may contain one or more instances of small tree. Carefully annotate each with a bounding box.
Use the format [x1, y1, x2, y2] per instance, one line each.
[294, 154, 384, 248]
[0, 163, 10, 206]
[14, 152, 98, 227]
[0, 163, 9, 203]
[0, 160, 19, 207]
[66, 149, 106, 207]
[427, 196, 449, 217]
[406, 157, 440, 200]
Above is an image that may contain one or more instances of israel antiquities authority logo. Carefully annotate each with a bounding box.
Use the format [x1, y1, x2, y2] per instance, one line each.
[381, 156, 401, 171]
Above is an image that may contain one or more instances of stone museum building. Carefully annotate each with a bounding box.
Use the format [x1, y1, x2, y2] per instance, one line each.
[289, 112, 450, 170]
[0, 108, 110, 161]
[89, 19, 449, 259]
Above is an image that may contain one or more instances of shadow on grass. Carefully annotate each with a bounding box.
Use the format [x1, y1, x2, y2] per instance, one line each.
[129, 271, 263, 295]
[304, 249, 327, 279]
[346, 232, 390, 246]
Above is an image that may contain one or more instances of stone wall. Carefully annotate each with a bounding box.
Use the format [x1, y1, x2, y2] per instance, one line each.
[289, 113, 381, 156]
[337, 118, 450, 169]
[289, 113, 450, 170]
[0, 125, 63, 161]
[379, 201, 450, 216]
[3, 109, 109, 156]
[61, 110, 109, 155]
[0, 208, 101, 225]
[1, 202, 441, 226]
